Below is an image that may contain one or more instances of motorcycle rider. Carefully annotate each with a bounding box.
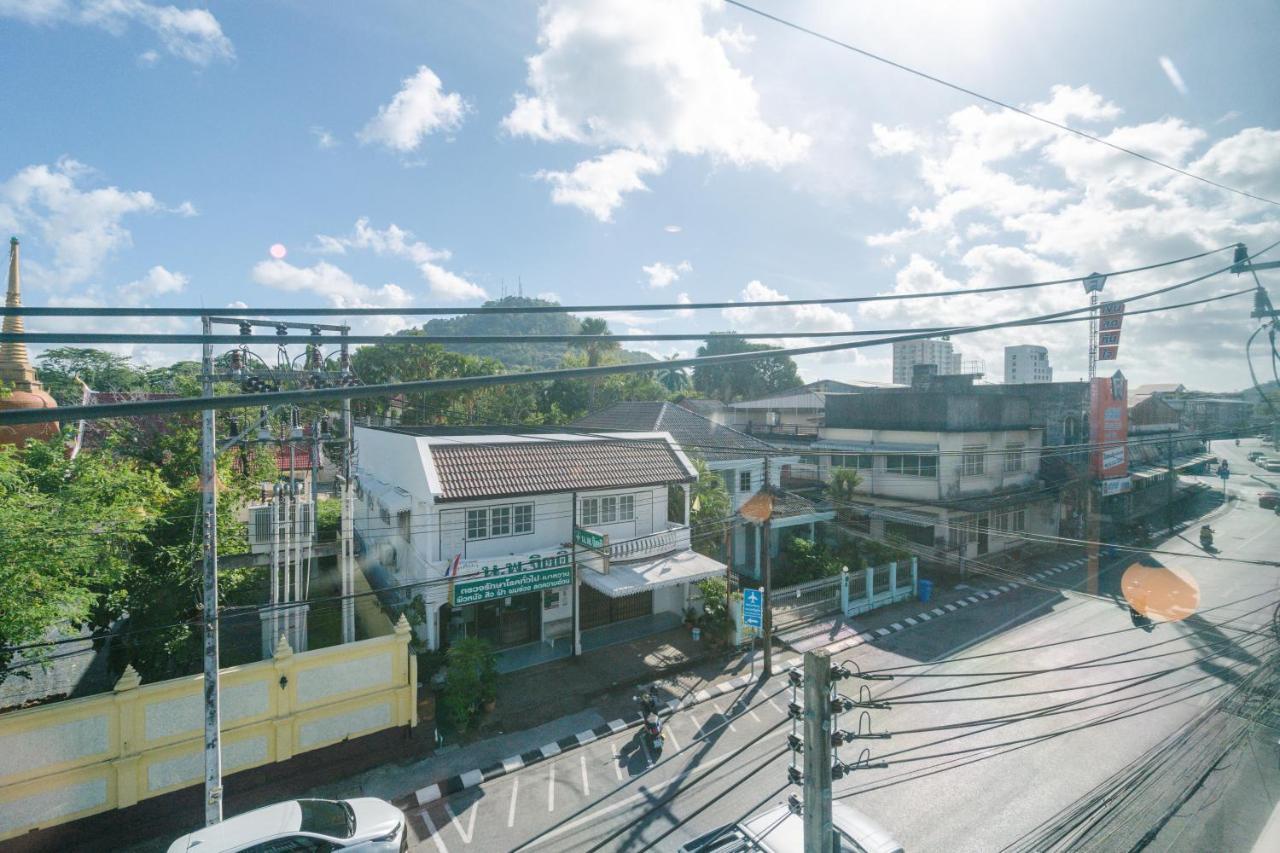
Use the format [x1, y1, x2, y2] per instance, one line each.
[637, 684, 664, 750]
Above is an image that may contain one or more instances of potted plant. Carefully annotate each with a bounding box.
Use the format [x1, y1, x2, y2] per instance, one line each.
[683, 606, 698, 629]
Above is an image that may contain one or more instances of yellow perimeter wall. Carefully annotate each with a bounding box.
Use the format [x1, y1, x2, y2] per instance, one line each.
[0, 617, 417, 842]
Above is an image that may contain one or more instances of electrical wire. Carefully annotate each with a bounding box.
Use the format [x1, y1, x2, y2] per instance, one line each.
[723, 0, 1280, 208]
[4, 240, 1276, 428]
[0, 245, 1243, 320]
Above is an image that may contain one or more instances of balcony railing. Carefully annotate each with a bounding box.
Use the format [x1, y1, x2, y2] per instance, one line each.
[608, 523, 691, 562]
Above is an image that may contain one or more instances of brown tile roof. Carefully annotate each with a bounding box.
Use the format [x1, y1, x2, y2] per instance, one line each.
[428, 437, 695, 501]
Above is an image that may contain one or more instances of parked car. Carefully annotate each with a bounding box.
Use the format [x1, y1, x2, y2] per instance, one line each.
[678, 802, 903, 853]
[167, 798, 406, 853]
[1261, 491, 1280, 510]
[1247, 451, 1265, 462]
[1266, 459, 1280, 473]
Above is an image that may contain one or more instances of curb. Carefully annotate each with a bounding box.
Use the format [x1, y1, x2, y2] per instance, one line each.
[399, 670, 763, 808]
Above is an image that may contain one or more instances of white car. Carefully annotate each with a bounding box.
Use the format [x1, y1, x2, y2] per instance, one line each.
[167, 798, 407, 853]
[678, 801, 903, 853]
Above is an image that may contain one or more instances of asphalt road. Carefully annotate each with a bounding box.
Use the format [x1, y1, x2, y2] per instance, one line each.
[401, 438, 1280, 852]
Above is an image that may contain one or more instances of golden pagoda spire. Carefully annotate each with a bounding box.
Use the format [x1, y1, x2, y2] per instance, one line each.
[0, 237, 40, 390]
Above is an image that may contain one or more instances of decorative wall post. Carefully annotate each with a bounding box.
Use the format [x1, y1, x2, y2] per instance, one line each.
[272, 635, 295, 763]
[911, 556, 919, 596]
[865, 564, 874, 602]
[889, 561, 898, 596]
[840, 566, 850, 615]
[111, 665, 143, 808]
[394, 614, 416, 728]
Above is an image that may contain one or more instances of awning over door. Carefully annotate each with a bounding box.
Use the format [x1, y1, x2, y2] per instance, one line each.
[580, 549, 726, 598]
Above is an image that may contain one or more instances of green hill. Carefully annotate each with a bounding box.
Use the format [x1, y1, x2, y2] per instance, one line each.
[411, 295, 656, 370]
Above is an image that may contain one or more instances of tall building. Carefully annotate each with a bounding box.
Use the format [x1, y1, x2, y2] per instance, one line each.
[0, 237, 59, 448]
[892, 338, 963, 385]
[1004, 345, 1053, 384]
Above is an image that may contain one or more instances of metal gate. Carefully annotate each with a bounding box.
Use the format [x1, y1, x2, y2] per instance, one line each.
[580, 584, 653, 630]
[771, 575, 843, 629]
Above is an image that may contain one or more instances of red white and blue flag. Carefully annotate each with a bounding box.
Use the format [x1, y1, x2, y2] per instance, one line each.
[446, 553, 462, 578]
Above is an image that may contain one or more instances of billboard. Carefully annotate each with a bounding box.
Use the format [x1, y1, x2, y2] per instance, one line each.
[1097, 301, 1125, 361]
[1090, 371, 1129, 480]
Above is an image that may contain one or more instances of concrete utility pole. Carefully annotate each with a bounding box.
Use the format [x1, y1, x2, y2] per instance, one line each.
[761, 457, 773, 679]
[1166, 431, 1175, 533]
[803, 650, 834, 853]
[340, 335, 356, 645]
[199, 315, 223, 825]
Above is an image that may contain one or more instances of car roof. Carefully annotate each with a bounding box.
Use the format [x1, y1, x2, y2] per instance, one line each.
[171, 801, 302, 853]
[740, 802, 902, 853]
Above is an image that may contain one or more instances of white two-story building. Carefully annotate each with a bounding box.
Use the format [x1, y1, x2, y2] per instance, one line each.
[352, 426, 727, 668]
[812, 384, 1058, 562]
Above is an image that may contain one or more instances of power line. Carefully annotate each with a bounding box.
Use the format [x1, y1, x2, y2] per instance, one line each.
[5, 242, 1273, 429]
[723, 0, 1280, 208]
[0, 245, 1241, 319]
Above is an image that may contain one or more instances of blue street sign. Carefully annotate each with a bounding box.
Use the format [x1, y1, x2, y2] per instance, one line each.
[1219, 467, 1230, 480]
[743, 587, 763, 629]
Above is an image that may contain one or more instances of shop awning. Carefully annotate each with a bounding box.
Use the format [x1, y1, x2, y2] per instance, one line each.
[580, 549, 726, 598]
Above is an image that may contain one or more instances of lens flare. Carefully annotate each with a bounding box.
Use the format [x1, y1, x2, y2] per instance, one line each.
[269, 243, 287, 259]
[1122, 561, 1200, 622]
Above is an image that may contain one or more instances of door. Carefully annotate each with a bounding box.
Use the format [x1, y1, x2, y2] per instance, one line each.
[977, 516, 990, 555]
[439, 509, 465, 562]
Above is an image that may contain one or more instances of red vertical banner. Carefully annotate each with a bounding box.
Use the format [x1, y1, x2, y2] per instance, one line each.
[1090, 371, 1129, 479]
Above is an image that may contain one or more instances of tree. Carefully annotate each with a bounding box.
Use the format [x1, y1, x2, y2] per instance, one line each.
[0, 439, 169, 688]
[656, 355, 690, 393]
[350, 339, 508, 423]
[827, 468, 862, 521]
[36, 347, 147, 405]
[691, 334, 800, 402]
[572, 317, 619, 367]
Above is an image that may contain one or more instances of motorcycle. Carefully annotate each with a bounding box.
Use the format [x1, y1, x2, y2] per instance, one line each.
[1199, 525, 1214, 549]
[635, 686, 665, 752]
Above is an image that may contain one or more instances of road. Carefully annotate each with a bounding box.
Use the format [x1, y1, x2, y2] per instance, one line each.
[401, 438, 1280, 852]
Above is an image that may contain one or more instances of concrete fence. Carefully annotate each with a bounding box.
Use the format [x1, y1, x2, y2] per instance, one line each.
[0, 617, 417, 843]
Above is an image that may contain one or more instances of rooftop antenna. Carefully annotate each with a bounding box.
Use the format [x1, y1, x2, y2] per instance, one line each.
[518, 275, 523, 298]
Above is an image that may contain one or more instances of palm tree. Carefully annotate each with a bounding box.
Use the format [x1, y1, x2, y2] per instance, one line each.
[573, 317, 618, 367]
[657, 354, 690, 393]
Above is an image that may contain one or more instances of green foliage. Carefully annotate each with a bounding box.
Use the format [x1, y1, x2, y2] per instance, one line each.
[35, 347, 148, 405]
[688, 458, 732, 559]
[827, 468, 862, 512]
[657, 355, 690, 393]
[544, 350, 667, 421]
[315, 498, 341, 541]
[573, 317, 620, 367]
[0, 439, 171, 687]
[775, 535, 842, 587]
[691, 334, 800, 403]
[416, 296, 654, 371]
[439, 638, 499, 732]
[696, 577, 732, 640]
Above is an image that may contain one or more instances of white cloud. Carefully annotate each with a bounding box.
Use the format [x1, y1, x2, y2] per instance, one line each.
[505, 0, 808, 218]
[869, 123, 922, 157]
[311, 126, 339, 150]
[358, 66, 466, 152]
[642, 259, 691, 288]
[314, 218, 487, 301]
[535, 149, 663, 222]
[1158, 56, 1188, 95]
[722, 280, 854, 333]
[664, 224, 682, 233]
[250, 259, 412, 309]
[859, 84, 1280, 388]
[1, 1, 235, 65]
[0, 158, 189, 289]
[118, 264, 187, 304]
[674, 291, 694, 319]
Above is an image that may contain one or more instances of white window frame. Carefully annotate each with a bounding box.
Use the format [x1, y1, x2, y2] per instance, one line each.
[466, 508, 489, 541]
[513, 503, 534, 535]
[490, 505, 511, 537]
[619, 494, 636, 522]
[739, 470, 752, 493]
[580, 497, 599, 527]
[601, 496, 618, 523]
[1004, 443, 1024, 473]
[962, 446, 986, 477]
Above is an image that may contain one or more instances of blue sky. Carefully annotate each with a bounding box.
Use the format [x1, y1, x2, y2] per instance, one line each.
[2, 0, 1278, 389]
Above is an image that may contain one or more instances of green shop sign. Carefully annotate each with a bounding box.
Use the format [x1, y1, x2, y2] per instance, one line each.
[573, 526, 607, 550]
[450, 550, 574, 607]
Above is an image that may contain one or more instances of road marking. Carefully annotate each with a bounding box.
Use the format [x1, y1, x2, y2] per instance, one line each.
[501, 755, 524, 774]
[524, 750, 738, 849]
[416, 783, 442, 804]
[965, 596, 980, 604]
[918, 612, 931, 621]
[747, 705, 761, 722]
[540, 742, 562, 758]
[768, 695, 785, 714]
[576, 728, 597, 745]
[695, 688, 711, 702]
[459, 769, 484, 789]
[507, 777, 519, 828]
[931, 607, 945, 616]
[997, 585, 1011, 592]
[666, 724, 681, 751]
[717, 703, 738, 732]
[608, 719, 627, 733]
[547, 762, 555, 811]
[610, 742, 623, 782]
[890, 622, 904, 631]
[876, 627, 891, 636]
[580, 753, 590, 796]
[444, 801, 477, 844]
[945, 603, 958, 611]
[689, 712, 703, 735]
[421, 809, 451, 853]
[955, 600, 969, 608]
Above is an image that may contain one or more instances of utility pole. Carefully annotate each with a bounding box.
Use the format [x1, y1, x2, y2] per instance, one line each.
[1082, 273, 1106, 596]
[762, 456, 773, 679]
[572, 489, 582, 657]
[340, 334, 356, 645]
[803, 650, 834, 853]
[1166, 430, 1175, 533]
[199, 315, 223, 825]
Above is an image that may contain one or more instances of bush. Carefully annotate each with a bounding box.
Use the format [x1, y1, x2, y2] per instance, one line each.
[696, 577, 733, 642]
[775, 535, 842, 586]
[439, 638, 499, 732]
